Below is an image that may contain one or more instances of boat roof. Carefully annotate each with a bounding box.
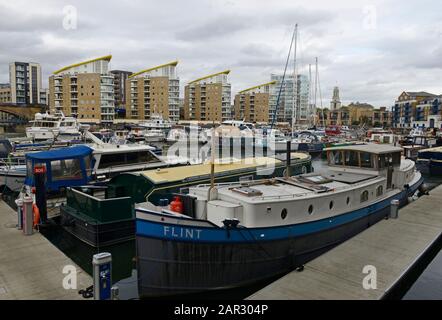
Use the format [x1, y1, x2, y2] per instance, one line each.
[91, 143, 155, 153]
[140, 153, 308, 184]
[26, 145, 92, 161]
[324, 143, 403, 154]
[419, 146, 442, 153]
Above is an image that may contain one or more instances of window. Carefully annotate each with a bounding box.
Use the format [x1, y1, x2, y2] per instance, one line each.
[344, 151, 359, 167]
[51, 159, 82, 181]
[376, 185, 383, 197]
[281, 208, 287, 220]
[308, 205, 314, 215]
[360, 152, 373, 168]
[330, 150, 343, 165]
[329, 201, 334, 210]
[360, 190, 369, 203]
[346, 196, 350, 205]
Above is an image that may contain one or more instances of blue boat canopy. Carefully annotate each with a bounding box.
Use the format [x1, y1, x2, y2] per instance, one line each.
[26, 145, 93, 161]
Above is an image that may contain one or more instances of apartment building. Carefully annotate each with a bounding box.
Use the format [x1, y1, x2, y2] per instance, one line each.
[0, 84, 11, 103]
[268, 74, 310, 124]
[125, 61, 179, 122]
[234, 81, 275, 123]
[392, 91, 437, 128]
[184, 70, 231, 122]
[110, 70, 132, 118]
[49, 55, 115, 124]
[9, 62, 47, 104]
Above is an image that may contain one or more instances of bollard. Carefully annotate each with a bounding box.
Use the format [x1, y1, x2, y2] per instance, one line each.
[93, 252, 112, 300]
[15, 199, 23, 230]
[390, 199, 400, 219]
[111, 286, 119, 300]
[22, 196, 34, 235]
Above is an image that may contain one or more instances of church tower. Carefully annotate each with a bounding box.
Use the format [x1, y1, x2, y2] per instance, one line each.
[330, 86, 341, 110]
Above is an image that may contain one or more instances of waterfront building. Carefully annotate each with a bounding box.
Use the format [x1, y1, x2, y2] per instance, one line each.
[412, 95, 442, 129]
[268, 74, 310, 124]
[392, 91, 437, 128]
[111, 70, 132, 118]
[234, 81, 275, 123]
[49, 55, 115, 124]
[0, 84, 11, 103]
[9, 62, 46, 104]
[184, 70, 231, 122]
[125, 61, 179, 122]
[316, 103, 392, 128]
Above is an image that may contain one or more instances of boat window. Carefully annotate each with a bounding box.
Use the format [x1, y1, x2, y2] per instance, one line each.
[360, 190, 369, 202]
[281, 208, 287, 220]
[344, 151, 359, 167]
[346, 196, 350, 205]
[84, 156, 91, 173]
[392, 152, 401, 165]
[98, 153, 126, 169]
[330, 150, 343, 165]
[376, 185, 383, 197]
[360, 152, 373, 168]
[308, 205, 314, 215]
[329, 201, 334, 210]
[51, 159, 82, 181]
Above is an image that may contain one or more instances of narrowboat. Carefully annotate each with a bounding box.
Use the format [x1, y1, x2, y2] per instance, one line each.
[135, 144, 424, 297]
[60, 153, 312, 247]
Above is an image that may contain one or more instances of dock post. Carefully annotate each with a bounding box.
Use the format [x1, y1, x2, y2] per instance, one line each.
[15, 199, 23, 230]
[33, 165, 47, 223]
[22, 196, 34, 235]
[390, 199, 400, 219]
[92, 252, 112, 300]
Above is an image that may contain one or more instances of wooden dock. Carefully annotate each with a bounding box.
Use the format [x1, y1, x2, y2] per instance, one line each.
[0, 200, 92, 300]
[248, 185, 442, 300]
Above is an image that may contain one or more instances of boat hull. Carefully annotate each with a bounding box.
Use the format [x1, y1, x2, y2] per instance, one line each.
[136, 176, 423, 298]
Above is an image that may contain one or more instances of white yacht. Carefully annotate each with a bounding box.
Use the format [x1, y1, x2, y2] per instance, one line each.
[138, 113, 173, 131]
[144, 129, 166, 143]
[26, 112, 84, 141]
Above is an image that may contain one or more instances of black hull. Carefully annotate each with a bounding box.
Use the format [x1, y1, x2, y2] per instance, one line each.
[137, 204, 394, 298]
[60, 206, 134, 247]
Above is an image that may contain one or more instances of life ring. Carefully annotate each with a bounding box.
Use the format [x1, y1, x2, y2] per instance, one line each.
[32, 203, 40, 228]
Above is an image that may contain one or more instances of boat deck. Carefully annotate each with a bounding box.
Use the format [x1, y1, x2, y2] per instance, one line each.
[0, 200, 91, 299]
[247, 184, 442, 300]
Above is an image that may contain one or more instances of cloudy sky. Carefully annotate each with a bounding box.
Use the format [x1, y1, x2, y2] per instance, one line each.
[1, 0, 441, 107]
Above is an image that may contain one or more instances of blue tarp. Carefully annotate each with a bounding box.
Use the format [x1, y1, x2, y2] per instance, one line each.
[26, 145, 93, 161]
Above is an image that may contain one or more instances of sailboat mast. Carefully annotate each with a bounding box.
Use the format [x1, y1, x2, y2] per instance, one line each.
[308, 63, 313, 126]
[291, 24, 298, 137]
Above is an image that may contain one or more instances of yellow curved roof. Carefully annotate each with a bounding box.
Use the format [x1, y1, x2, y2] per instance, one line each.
[129, 60, 179, 79]
[188, 70, 230, 85]
[53, 55, 112, 75]
[239, 81, 277, 94]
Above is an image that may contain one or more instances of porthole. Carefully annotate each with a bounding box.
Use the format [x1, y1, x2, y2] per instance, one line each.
[281, 208, 287, 220]
[376, 185, 383, 197]
[360, 190, 369, 203]
[346, 197, 350, 205]
[329, 201, 334, 210]
[266, 207, 271, 214]
[308, 205, 314, 215]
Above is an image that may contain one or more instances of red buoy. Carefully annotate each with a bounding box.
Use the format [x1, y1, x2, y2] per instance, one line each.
[170, 196, 183, 214]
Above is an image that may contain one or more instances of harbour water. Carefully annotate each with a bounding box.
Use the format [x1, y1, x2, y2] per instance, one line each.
[36, 155, 442, 300]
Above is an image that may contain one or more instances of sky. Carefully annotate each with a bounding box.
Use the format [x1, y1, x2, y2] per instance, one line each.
[0, 0, 441, 108]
